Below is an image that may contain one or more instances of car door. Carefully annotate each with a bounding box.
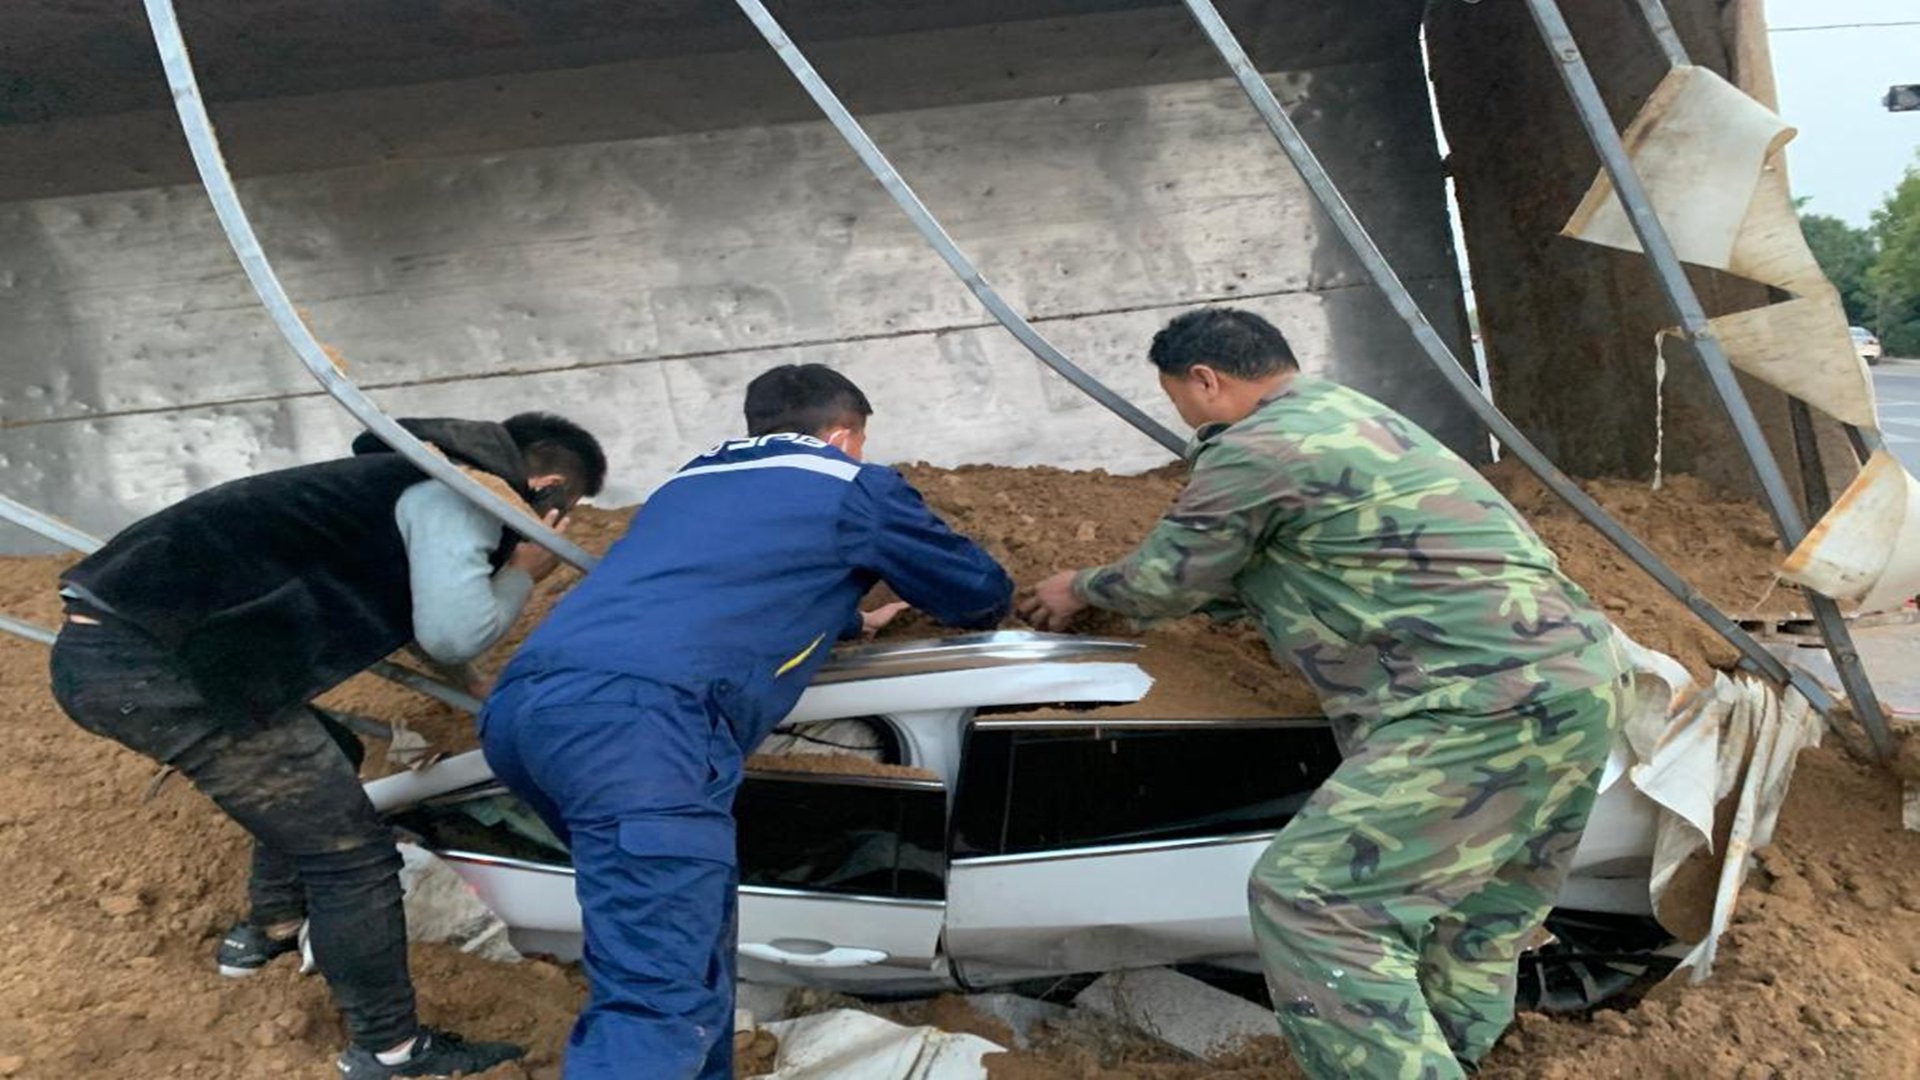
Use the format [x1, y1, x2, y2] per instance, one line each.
[942, 716, 1342, 984]
[387, 767, 952, 991]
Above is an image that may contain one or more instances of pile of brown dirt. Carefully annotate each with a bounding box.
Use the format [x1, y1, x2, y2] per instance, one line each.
[334, 459, 1790, 760]
[1483, 460, 1793, 680]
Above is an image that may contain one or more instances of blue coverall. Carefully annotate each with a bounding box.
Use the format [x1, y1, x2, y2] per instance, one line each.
[481, 433, 1012, 1079]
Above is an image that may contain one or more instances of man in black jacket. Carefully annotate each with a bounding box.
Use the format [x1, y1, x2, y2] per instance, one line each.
[50, 413, 605, 1079]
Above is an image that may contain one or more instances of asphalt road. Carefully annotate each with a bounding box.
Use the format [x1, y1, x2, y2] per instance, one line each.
[1875, 358, 1920, 475]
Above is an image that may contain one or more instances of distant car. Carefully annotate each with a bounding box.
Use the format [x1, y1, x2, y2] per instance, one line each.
[1853, 326, 1883, 366]
[369, 632, 1674, 1013]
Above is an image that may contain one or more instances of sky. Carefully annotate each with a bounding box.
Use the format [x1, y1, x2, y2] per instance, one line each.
[1769, 0, 1920, 226]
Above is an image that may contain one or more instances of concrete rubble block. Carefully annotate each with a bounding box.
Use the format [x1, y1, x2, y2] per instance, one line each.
[959, 993, 1070, 1049]
[1072, 967, 1276, 1058]
[736, 981, 797, 1025]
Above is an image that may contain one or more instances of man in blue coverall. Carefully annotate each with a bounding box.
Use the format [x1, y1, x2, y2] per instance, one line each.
[482, 364, 1013, 1078]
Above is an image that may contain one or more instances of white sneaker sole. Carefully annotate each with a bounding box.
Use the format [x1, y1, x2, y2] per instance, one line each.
[217, 963, 265, 978]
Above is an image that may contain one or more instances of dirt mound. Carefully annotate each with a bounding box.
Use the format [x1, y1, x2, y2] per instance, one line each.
[334, 459, 1789, 757]
[1483, 460, 1792, 679]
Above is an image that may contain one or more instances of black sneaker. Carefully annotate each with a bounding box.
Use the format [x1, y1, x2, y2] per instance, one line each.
[215, 921, 301, 978]
[335, 1029, 526, 1078]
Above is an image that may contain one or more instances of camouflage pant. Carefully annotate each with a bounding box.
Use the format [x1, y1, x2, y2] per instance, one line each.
[1249, 677, 1627, 1080]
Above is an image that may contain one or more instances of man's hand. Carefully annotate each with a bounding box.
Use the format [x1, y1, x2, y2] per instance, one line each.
[507, 509, 569, 582]
[1019, 570, 1090, 632]
[861, 601, 912, 639]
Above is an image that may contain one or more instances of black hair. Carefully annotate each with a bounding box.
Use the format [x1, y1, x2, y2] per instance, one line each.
[503, 412, 607, 497]
[1148, 307, 1299, 379]
[744, 364, 874, 438]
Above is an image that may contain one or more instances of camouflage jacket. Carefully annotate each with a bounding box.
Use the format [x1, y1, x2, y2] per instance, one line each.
[1075, 377, 1623, 724]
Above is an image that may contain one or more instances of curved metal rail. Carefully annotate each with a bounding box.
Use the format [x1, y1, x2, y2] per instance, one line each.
[1176, 0, 1843, 719]
[0, 495, 102, 555]
[139, 0, 596, 572]
[731, 0, 1185, 456]
[0, 614, 57, 647]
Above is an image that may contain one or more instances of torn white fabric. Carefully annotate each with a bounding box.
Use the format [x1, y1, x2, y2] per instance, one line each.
[1707, 293, 1879, 429]
[1603, 632, 1821, 983]
[1673, 681, 1821, 981]
[1781, 451, 1920, 612]
[1728, 158, 1830, 295]
[1563, 66, 1795, 271]
[1653, 329, 1676, 490]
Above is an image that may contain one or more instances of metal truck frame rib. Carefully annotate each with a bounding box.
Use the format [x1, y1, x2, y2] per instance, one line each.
[140, 0, 596, 573]
[729, 0, 1184, 456]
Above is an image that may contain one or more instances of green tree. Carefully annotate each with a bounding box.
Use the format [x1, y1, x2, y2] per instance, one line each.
[1799, 212, 1878, 326]
[1870, 153, 1920, 356]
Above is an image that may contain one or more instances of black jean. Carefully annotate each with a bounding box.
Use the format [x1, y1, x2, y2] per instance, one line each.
[49, 614, 419, 1051]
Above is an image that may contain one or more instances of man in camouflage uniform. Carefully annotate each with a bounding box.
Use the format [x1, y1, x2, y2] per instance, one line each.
[1021, 308, 1630, 1080]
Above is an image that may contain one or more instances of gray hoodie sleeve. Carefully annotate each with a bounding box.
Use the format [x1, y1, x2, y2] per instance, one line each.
[394, 480, 536, 664]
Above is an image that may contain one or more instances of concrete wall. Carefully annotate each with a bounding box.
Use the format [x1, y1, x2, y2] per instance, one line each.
[0, 2, 1475, 548]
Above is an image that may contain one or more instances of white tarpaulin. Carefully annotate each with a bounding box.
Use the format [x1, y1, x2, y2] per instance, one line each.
[1608, 634, 1821, 982]
[757, 1010, 1003, 1080]
[1781, 451, 1920, 613]
[1561, 64, 1889, 439]
[1563, 65, 1795, 272]
[1705, 293, 1879, 429]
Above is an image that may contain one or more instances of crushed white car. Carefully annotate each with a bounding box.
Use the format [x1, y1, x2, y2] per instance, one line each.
[368, 632, 1672, 1012]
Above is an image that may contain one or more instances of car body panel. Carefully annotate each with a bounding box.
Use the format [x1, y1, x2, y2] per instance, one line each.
[371, 634, 1666, 992]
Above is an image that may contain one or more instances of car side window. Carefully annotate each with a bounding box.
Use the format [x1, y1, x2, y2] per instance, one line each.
[737, 774, 947, 901]
[951, 722, 1341, 859]
[392, 774, 948, 902]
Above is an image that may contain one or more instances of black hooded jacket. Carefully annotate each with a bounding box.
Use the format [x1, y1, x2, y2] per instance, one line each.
[61, 419, 531, 723]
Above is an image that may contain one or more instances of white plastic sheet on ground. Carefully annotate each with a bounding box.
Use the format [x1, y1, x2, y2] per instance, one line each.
[398, 843, 522, 963]
[1782, 451, 1920, 614]
[1563, 65, 1794, 272]
[756, 1010, 1003, 1080]
[1609, 632, 1822, 982]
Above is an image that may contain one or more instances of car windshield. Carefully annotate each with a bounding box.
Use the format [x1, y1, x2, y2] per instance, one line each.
[1851, 327, 1872, 340]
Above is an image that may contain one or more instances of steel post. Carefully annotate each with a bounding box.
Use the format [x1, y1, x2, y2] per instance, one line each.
[1177, 0, 1837, 716]
[139, 0, 595, 572]
[1526, 0, 1891, 755]
[1789, 401, 1834, 516]
[730, 0, 1185, 456]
